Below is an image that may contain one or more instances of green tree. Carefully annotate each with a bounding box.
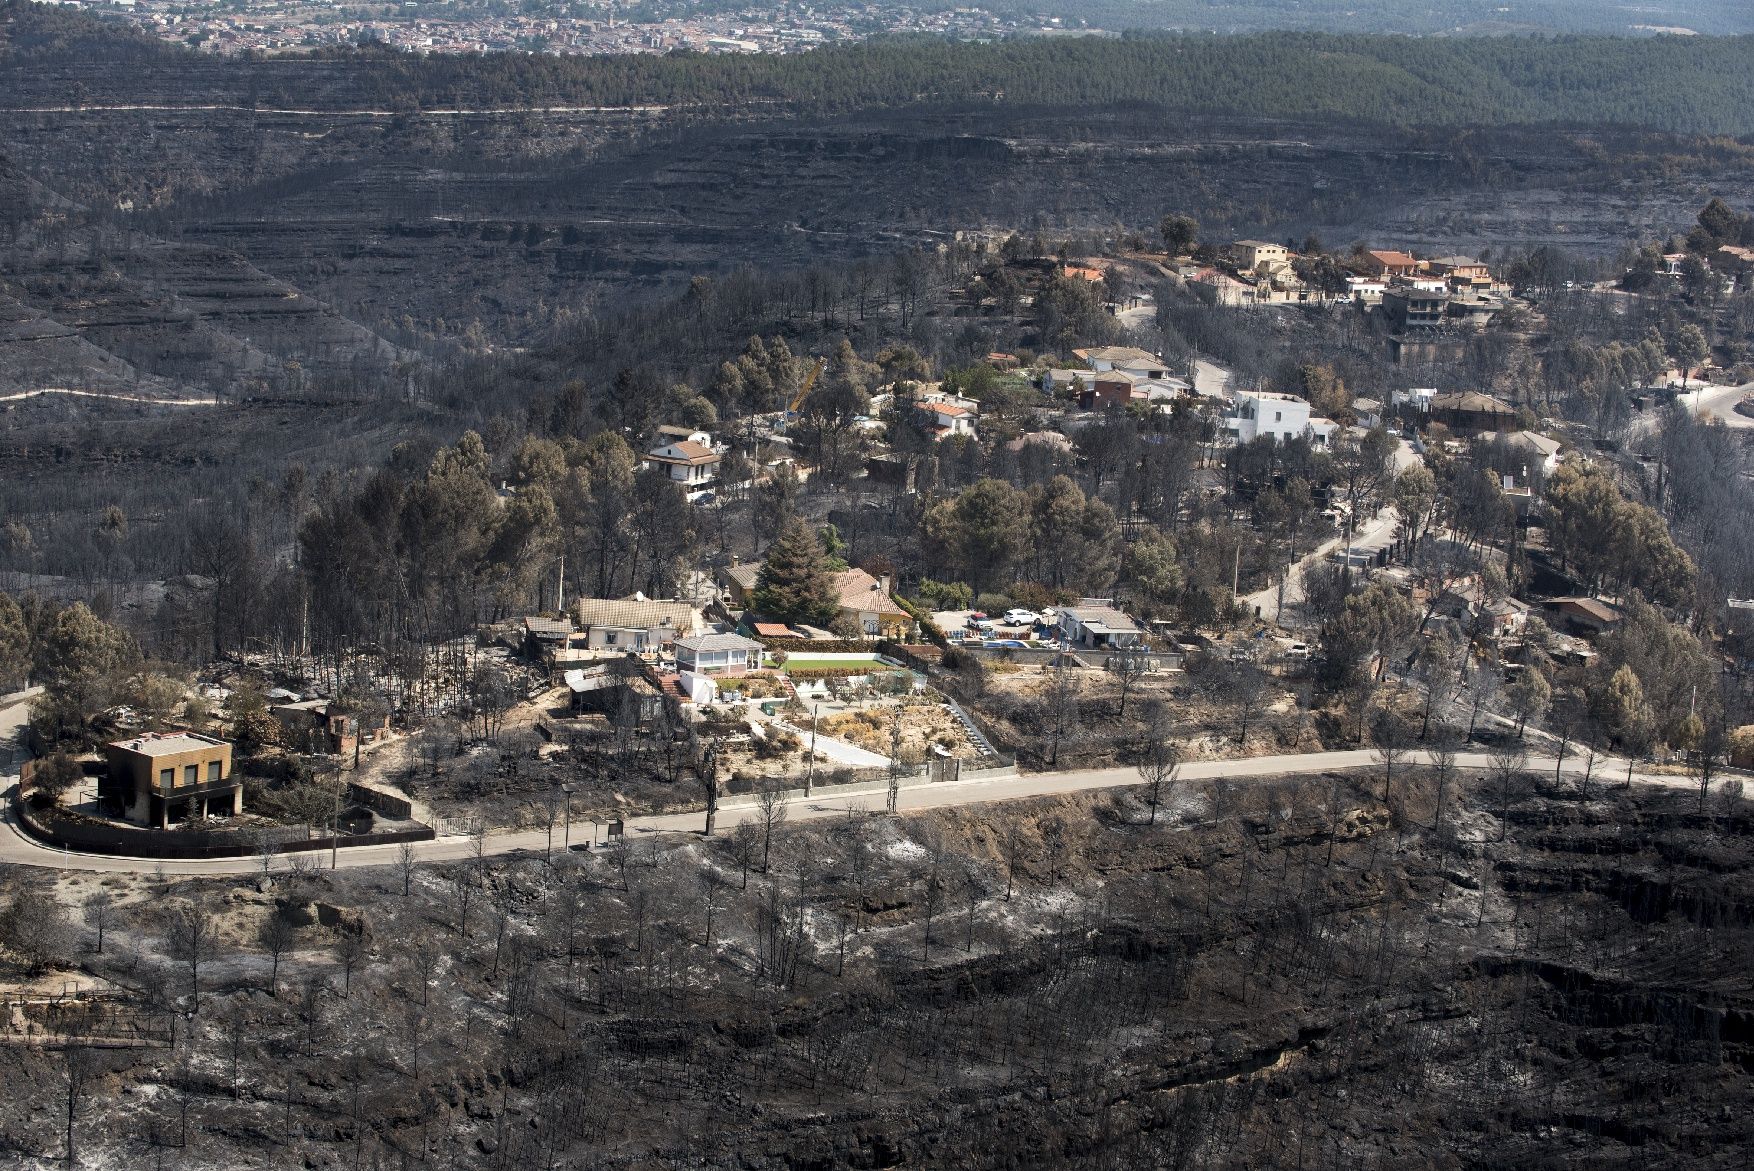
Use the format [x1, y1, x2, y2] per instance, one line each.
[1124, 529, 1183, 612]
[1158, 214, 1198, 257]
[1670, 324, 1710, 384]
[749, 517, 840, 626]
[0, 592, 28, 691]
[30, 602, 137, 745]
[923, 479, 1032, 593]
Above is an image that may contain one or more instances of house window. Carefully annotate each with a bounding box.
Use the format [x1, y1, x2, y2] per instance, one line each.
[1274, 411, 1282, 422]
[604, 630, 617, 646]
[209, 761, 222, 783]
[184, 764, 199, 786]
[159, 768, 174, 789]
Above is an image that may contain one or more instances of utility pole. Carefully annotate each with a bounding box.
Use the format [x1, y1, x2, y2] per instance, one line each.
[805, 703, 819, 798]
[560, 784, 573, 850]
[330, 769, 343, 870]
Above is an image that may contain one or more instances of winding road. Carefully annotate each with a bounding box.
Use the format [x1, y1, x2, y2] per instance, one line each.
[0, 691, 1690, 876]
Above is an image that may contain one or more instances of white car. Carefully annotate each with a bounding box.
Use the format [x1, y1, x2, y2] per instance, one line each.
[1002, 609, 1039, 627]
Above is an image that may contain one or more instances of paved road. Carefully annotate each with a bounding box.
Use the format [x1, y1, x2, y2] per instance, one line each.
[0, 688, 1683, 875]
[1241, 505, 1401, 624]
[1677, 380, 1754, 429]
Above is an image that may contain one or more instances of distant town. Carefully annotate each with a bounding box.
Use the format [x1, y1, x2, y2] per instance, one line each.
[38, 0, 1079, 56]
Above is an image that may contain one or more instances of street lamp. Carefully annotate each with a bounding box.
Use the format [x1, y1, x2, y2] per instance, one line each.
[560, 784, 574, 852]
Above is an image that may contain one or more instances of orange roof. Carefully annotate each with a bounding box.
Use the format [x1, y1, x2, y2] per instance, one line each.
[752, 622, 798, 638]
[1369, 250, 1418, 268]
[649, 440, 719, 465]
[831, 569, 908, 616]
[929, 403, 971, 418]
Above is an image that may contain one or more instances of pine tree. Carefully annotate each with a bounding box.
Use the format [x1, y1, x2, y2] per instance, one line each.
[749, 518, 840, 626]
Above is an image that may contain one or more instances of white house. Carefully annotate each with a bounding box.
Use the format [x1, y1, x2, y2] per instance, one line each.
[916, 399, 977, 440]
[673, 633, 764, 677]
[643, 428, 724, 492]
[1226, 391, 1332, 446]
[1058, 602, 1144, 650]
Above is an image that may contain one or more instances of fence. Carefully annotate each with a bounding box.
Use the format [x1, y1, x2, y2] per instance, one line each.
[11, 794, 434, 860]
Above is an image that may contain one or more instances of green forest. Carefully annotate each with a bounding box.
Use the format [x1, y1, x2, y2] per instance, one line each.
[7, 1, 1754, 135]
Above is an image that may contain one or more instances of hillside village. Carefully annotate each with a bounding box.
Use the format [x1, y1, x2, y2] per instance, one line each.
[8, 201, 1754, 852]
[4, 184, 1754, 1171]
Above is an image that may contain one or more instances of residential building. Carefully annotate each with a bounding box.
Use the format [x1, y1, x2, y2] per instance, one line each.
[573, 597, 702, 653]
[1352, 397, 1384, 428]
[104, 732, 239, 828]
[1546, 597, 1625, 637]
[1058, 602, 1144, 650]
[1230, 240, 1291, 277]
[1363, 249, 1420, 278]
[1425, 256, 1491, 282]
[1434, 578, 1529, 639]
[1346, 276, 1387, 304]
[829, 568, 912, 638]
[522, 616, 574, 663]
[719, 561, 764, 607]
[643, 428, 724, 491]
[272, 700, 391, 757]
[1072, 346, 1159, 372]
[1481, 430, 1563, 477]
[674, 633, 764, 676]
[1079, 373, 1140, 411]
[1382, 287, 1448, 331]
[1430, 391, 1516, 433]
[1225, 390, 1332, 446]
[917, 399, 977, 440]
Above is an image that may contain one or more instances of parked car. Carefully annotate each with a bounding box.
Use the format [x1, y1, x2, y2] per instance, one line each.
[1002, 608, 1039, 627]
[1284, 643, 1310, 659]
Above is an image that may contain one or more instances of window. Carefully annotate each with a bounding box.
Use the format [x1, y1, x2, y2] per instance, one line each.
[208, 760, 222, 783]
[159, 768, 174, 789]
[184, 764, 198, 786]
[1274, 411, 1282, 422]
[604, 630, 617, 646]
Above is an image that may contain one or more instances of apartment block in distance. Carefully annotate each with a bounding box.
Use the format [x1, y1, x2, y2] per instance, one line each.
[104, 731, 240, 828]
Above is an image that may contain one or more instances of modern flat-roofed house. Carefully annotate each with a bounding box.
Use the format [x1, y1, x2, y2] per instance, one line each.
[1079, 372, 1140, 411]
[1382, 286, 1448, 331]
[674, 633, 764, 677]
[104, 732, 238, 828]
[573, 597, 701, 653]
[1058, 603, 1144, 650]
[1226, 390, 1331, 446]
